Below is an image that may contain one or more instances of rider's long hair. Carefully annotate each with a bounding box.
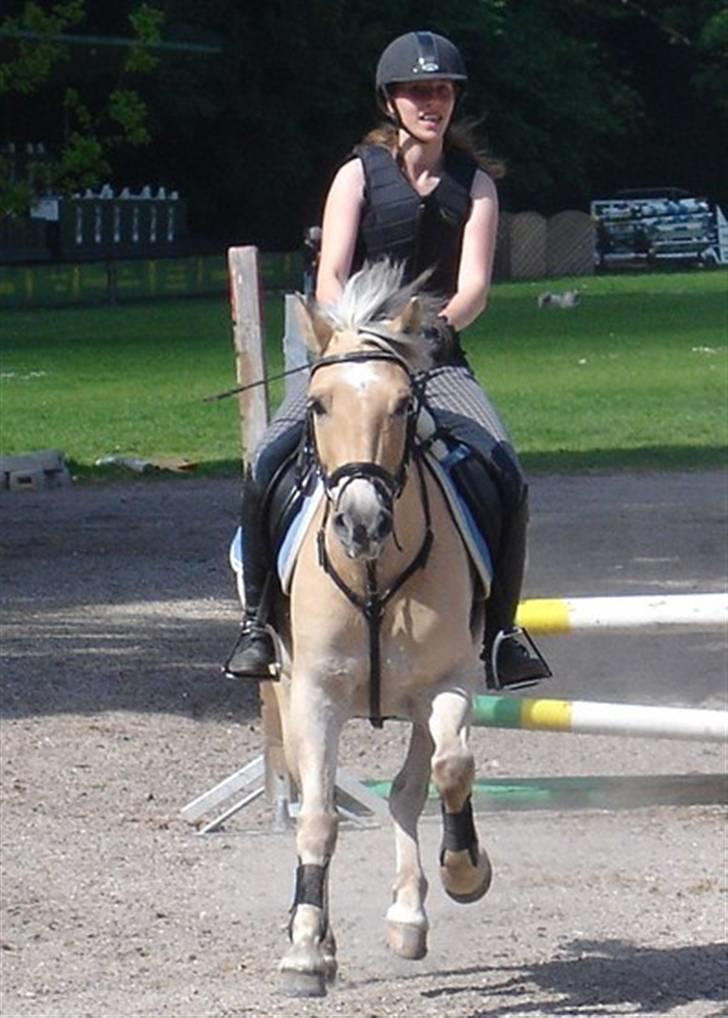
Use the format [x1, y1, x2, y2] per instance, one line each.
[360, 118, 506, 180]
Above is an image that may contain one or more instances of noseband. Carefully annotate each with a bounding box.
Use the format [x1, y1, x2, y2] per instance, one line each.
[302, 341, 433, 729]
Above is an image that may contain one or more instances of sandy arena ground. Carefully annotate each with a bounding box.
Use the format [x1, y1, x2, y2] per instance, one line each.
[1, 470, 726, 1017]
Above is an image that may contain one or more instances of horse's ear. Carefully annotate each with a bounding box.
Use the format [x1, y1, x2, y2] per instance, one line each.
[391, 296, 421, 336]
[294, 294, 333, 355]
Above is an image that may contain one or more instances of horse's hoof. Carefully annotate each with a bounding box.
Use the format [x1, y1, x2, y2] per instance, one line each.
[278, 967, 327, 998]
[386, 920, 428, 960]
[440, 846, 493, 904]
[323, 953, 338, 985]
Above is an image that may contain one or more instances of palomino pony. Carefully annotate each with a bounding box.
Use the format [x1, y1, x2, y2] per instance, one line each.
[273, 260, 492, 997]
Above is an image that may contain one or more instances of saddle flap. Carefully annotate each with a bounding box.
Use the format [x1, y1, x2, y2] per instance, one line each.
[423, 451, 494, 593]
[276, 482, 325, 594]
[229, 482, 325, 598]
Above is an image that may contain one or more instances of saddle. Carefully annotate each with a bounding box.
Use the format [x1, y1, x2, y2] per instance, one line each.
[249, 419, 505, 598]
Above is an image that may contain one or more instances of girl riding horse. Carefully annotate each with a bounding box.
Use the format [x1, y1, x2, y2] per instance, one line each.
[225, 30, 550, 690]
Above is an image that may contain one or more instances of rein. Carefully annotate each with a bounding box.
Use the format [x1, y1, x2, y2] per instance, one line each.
[308, 344, 433, 728]
[202, 364, 310, 403]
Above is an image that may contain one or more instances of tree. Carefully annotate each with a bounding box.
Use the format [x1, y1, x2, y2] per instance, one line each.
[0, 0, 163, 217]
[445, 0, 644, 212]
[134, 0, 646, 246]
[3, 1, 724, 249]
[531, 0, 728, 205]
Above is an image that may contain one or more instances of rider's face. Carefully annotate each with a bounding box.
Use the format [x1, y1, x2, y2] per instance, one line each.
[388, 79, 456, 142]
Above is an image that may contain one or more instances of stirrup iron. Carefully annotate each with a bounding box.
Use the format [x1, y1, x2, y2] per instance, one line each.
[489, 626, 552, 691]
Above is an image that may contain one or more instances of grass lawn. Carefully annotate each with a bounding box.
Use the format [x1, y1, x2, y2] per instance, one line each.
[1, 269, 726, 479]
[468, 270, 727, 471]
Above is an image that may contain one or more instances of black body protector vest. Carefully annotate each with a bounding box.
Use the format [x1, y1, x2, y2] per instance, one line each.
[353, 143, 478, 296]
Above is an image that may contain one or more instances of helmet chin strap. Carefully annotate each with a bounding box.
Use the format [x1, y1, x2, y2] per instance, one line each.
[379, 84, 461, 143]
[381, 87, 452, 143]
[379, 86, 410, 137]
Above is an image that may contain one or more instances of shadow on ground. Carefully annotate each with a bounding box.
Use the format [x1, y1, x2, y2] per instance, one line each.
[357, 939, 727, 1016]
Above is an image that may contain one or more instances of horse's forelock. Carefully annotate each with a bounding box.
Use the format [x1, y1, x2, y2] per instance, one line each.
[317, 259, 444, 366]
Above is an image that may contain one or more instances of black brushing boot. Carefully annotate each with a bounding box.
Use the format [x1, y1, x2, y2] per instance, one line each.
[223, 471, 278, 680]
[483, 489, 551, 690]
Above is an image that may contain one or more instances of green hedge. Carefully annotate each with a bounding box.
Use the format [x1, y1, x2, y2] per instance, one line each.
[0, 252, 303, 309]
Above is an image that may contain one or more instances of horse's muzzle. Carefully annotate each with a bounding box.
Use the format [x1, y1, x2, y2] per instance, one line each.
[332, 478, 394, 560]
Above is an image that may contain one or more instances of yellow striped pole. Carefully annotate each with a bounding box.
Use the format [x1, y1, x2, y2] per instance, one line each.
[516, 598, 571, 634]
[516, 593, 727, 634]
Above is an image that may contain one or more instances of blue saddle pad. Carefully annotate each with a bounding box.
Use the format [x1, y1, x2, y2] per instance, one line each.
[229, 460, 492, 596]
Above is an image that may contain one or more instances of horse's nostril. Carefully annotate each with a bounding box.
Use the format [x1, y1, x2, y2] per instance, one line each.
[377, 513, 393, 539]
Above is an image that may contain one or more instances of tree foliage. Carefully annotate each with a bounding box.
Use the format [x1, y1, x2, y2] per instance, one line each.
[0, 0, 85, 95]
[138, 0, 725, 247]
[2, 0, 725, 248]
[0, 0, 163, 216]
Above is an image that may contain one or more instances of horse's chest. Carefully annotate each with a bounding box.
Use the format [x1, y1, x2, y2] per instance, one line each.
[360, 598, 466, 679]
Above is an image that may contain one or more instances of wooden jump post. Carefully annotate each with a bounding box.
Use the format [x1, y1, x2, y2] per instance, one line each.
[226, 246, 291, 829]
[182, 249, 382, 834]
[181, 247, 285, 834]
[228, 247, 269, 452]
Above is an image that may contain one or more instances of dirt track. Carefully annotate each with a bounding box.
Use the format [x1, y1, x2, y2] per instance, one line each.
[1, 470, 726, 1017]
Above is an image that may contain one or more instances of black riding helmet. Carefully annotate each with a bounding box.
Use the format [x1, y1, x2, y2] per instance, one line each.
[376, 31, 467, 120]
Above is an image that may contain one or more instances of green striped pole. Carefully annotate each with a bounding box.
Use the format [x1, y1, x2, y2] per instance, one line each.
[471, 694, 728, 742]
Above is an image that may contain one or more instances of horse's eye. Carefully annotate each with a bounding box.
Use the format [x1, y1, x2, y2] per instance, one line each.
[307, 397, 326, 417]
[393, 397, 411, 418]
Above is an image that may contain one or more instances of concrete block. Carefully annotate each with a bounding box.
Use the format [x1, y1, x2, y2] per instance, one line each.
[0, 449, 66, 474]
[0, 449, 72, 492]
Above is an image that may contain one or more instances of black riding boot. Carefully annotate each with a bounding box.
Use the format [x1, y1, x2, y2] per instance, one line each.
[223, 471, 278, 680]
[484, 489, 551, 690]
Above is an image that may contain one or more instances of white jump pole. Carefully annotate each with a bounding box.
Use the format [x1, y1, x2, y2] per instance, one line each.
[471, 694, 728, 743]
[283, 293, 309, 398]
[517, 592, 728, 634]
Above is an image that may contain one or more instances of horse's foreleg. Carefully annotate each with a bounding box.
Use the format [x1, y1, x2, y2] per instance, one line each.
[429, 690, 492, 904]
[279, 681, 341, 998]
[386, 722, 433, 959]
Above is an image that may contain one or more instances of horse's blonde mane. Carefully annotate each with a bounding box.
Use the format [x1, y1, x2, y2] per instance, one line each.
[318, 260, 444, 363]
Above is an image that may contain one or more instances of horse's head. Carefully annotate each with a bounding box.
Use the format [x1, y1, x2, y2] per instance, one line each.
[296, 260, 440, 561]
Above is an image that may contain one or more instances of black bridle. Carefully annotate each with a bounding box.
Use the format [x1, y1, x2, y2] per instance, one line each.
[306, 347, 419, 503]
[304, 344, 434, 728]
